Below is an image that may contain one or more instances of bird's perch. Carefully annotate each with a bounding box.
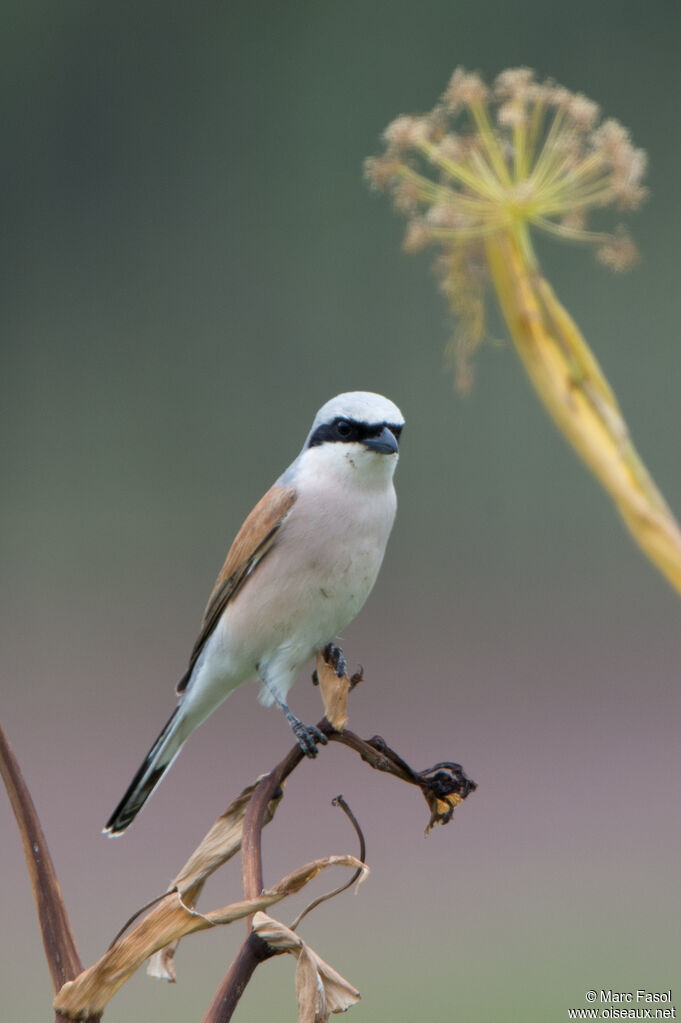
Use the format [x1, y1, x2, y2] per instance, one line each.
[1, 653, 475, 1022]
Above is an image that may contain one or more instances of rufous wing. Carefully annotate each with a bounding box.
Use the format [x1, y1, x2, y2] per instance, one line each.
[176, 483, 297, 694]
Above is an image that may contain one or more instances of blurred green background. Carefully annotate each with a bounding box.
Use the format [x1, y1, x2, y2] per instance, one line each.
[2, 2, 680, 1020]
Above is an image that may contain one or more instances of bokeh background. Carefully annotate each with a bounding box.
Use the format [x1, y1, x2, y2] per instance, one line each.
[2, 2, 680, 1020]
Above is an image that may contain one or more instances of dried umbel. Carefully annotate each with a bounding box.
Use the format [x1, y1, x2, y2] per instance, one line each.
[368, 67, 646, 256]
[368, 67, 681, 601]
[366, 67, 646, 389]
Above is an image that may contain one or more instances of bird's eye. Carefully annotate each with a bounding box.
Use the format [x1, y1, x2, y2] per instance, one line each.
[336, 419, 353, 438]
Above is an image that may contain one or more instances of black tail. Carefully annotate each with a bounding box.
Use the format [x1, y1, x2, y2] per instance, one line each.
[103, 707, 184, 836]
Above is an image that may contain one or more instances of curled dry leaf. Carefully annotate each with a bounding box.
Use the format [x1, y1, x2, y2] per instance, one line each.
[54, 855, 365, 1019]
[147, 776, 283, 980]
[253, 912, 361, 1023]
[315, 650, 351, 732]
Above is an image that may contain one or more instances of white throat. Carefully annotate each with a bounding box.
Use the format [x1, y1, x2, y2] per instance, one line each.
[290, 441, 398, 494]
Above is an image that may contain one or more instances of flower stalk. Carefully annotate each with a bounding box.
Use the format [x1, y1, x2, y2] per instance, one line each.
[485, 231, 681, 592]
[367, 67, 681, 596]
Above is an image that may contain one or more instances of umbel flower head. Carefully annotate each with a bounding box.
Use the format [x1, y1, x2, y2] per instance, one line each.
[367, 67, 647, 391]
[367, 67, 681, 603]
[368, 66, 646, 267]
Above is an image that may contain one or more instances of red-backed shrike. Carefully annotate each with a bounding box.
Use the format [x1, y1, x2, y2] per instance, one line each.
[104, 391, 404, 835]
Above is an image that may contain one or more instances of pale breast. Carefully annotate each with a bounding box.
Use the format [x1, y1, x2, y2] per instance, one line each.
[220, 466, 397, 669]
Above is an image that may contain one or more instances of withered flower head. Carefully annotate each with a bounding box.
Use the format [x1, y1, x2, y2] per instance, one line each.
[365, 66, 648, 391]
[367, 66, 647, 263]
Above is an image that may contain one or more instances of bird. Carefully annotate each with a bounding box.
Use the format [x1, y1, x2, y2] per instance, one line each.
[104, 391, 404, 835]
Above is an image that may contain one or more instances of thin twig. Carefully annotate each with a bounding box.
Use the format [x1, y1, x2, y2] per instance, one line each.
[288, 794, 366, 931]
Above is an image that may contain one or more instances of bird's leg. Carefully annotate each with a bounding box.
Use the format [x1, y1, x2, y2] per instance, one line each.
[323, 642, 347, 678]
[263, 680, 328, 758]
[282, 704, 329, 758]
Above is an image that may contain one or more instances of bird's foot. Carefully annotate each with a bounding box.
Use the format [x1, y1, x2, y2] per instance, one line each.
[323, 642, 347, 678]
[285, 709, 328, 758]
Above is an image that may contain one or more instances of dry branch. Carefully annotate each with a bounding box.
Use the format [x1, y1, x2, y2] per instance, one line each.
[3, 648, 476, 1023]
[0, 721, 100, 1023]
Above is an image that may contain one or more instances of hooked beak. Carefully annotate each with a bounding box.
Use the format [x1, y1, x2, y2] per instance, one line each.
[362, 426, 399, 455]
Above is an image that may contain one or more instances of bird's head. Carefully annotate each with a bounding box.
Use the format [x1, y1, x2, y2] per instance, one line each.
[297, 391, 405, 485]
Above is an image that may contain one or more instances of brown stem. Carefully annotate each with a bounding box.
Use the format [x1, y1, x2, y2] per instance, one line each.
[241, 756, 295, 904]
[201, 744, 305, 1023]
[0, 720, 100, 1023]
[200, 931, 272, 1023]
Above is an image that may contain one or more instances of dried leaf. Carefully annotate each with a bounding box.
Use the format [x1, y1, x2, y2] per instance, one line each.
[315, 651, 351, 732]
[253, 912, 361, 1022]
[147, 776, 282, 980]
[54, 855, 364, 1019]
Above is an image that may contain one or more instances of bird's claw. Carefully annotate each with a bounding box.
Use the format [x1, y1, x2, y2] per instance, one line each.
[324, 642, 347, 678]
[290, 718, 328, 758]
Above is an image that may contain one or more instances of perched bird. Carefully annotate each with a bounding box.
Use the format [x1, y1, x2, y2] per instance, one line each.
[104, 391, 404, 835]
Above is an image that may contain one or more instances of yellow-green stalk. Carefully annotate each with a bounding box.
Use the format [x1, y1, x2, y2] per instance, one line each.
[366, 67, 681, 596]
